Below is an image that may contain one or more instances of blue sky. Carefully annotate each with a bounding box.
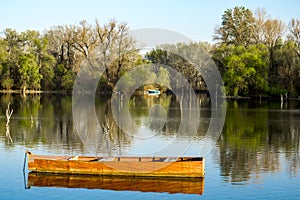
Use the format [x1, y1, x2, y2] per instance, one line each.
[1, 0, 300, 42]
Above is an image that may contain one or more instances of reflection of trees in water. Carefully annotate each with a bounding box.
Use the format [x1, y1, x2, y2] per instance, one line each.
[95, 97, 132, 156]
[0, 94, 83, 154]
[129, 94, 175, 133]
[129, 94, 210, 139]
[0, 94, 132, 155]
[267, 108, 300, 177]
[3, 94, 298, 182]
[0, 93, 212, 154]
[218, 101, 300, 183]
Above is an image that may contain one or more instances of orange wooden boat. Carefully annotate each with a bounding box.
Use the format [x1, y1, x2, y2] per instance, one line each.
[27, 172, 204, 195]
[25, 151, 205, 178]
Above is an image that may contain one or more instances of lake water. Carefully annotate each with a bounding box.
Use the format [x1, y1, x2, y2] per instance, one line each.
[0, 94, 299, 200]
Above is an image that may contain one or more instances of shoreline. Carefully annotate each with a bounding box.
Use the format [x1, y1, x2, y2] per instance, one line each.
[0, 90, 299, 102]
[0, 90, 71, 94]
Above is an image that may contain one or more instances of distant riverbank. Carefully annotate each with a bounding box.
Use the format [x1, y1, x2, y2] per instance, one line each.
[0, 90, 70, 94]
[1, 89, 299, 103]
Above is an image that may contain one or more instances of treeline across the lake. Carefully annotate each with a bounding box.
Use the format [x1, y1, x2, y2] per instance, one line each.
[0, 19, 141, 93]
[0, 6, 300, 98]
[213, 7, 300, 98]
[147, 7, 300, 98]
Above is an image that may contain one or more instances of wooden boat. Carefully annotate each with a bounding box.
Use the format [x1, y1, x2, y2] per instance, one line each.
[25, 151, 205, 178]
[27, 172, 204, 195]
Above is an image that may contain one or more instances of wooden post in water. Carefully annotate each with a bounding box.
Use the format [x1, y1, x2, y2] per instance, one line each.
[5, 103, 13, 143]
[102, 115, 114, 155]
[6, 103, 13, 126]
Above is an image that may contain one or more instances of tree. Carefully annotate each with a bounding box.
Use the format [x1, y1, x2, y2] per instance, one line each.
[44, 19, 139, 92]
[221, 45, 268, 96]
[33, 37, 56, 90]
[287, 18, 300, 96]
[0, 39, 14, 90]
[45, 25, 79, 90]
[262, 19, 285, 49]
[145, 42, 209, 92]
[273, 40, 300, 96]
[1, 28, 22, 90]
[115, 22, 137, 83]
[289, 18, 300, 57]
[262, 19, 285, 86]
[0, 39, 8, 78]
[95, 19, 138, 92]
[72, 20, 98, 58]
[213, 7, 291, 98]
[253, 7, 268, 43]
[18, 54, 42, 91]
[214, 6, 255, 46]
[95, 19, 117, 89]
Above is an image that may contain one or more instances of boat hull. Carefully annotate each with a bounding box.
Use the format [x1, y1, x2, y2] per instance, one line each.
[27, 172, 204, 195]
[26, 151, 205, 178]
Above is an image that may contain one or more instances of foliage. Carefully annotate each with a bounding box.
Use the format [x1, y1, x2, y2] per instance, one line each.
[214, 6, 255, 46]
[220, 44, 269, 96]
[0, 10, 299, 98]
[273, 40, 300, 96]
[213, 6, 300, 97]
[18, 54, 42, 91]
[145, 42, 209, 92]
[0, 19, 139, 93]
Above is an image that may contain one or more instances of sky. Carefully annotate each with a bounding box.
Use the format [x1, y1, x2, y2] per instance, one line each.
[1, 0, 300, 43]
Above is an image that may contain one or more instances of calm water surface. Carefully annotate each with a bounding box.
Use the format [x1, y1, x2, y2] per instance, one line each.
[0, 94, 299, 200]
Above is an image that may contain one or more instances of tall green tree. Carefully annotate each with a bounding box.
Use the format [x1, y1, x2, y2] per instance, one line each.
[221, 44, 269, 96]
[213, 6, 291, 98]
[33, 37, 56, 90]
[262, 19, 285, 87]
[273, 40, 300, 96]
[214, 6, 255, 46]
[0, 39, 8, 78]
[1, 28, 22, 90]
[18, 54, 42, 91]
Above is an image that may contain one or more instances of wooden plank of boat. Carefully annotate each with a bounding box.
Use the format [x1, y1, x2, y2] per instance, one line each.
[27, 172, 204, 195]
[26, 151, 205, 178]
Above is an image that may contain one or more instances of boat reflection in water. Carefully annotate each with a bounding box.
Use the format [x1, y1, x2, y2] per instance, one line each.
[26, 172, 204, 195]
